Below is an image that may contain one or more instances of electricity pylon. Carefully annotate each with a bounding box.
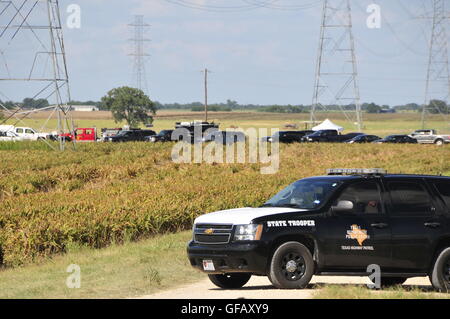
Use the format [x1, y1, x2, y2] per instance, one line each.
[311, 0, 362, 131]
[421, 0, 450, 129]
[129, 15, 150, 95]
[0, 0, 74, 150]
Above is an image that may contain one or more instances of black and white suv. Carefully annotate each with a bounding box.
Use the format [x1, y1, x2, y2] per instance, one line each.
[187, 169, 450, 291]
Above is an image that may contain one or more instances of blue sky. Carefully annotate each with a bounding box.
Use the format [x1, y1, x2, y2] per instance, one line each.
[1, 0, 442, 106]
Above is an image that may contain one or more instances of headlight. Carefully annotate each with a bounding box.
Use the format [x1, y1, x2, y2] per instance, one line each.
[234, 224, 263, 241]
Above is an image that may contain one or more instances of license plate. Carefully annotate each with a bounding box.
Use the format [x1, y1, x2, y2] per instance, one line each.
[202, 260, 215, 271]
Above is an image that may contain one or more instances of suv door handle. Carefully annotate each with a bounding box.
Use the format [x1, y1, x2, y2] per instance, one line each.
[371, 223, 388, 229]
[424, 222, 441, 228]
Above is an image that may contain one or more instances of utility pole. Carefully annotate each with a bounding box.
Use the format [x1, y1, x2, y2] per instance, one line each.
[421, 0, 449, 129]
[311, 0, 362, 131]
[202, 68, 211, 122]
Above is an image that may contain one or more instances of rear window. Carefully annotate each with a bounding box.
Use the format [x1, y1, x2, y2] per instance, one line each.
[387, 181, 433, 216]
[434, 181, 450, 210]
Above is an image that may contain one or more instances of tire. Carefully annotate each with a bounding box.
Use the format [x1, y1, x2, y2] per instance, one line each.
[268, 241, 314, 289]
[431, 247, 450, 292]
[370, 277, 406, 288]
[435, 139, 444, 146]
[208, 273, 251, 289]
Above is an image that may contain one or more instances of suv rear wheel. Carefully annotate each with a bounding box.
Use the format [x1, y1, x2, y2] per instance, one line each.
[431, 247, 450, 292]
[208, 273, 251, 289]
[268, 241, 314, 289]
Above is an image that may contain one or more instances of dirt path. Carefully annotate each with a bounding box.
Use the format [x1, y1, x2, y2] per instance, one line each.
[138, 276, 432, 299]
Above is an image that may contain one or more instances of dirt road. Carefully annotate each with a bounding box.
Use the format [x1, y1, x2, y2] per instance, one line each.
[139, 276, 431, 299]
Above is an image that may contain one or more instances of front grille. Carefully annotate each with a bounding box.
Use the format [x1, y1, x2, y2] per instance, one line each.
[194, 224, 233, 244]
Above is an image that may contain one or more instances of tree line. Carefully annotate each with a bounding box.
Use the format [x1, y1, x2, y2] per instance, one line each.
[1, 87, 448, 128]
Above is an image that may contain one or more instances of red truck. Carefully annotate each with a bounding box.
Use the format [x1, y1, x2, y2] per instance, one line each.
[60, 128, 97, 142]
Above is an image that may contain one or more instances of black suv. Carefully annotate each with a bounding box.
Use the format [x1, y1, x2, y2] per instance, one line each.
[106, 129, 156, 142]
[146, 130, 175, 143]
[187, 169, 450, 291]
[373, 135, 418, 144]
[263, 131, 314, 143]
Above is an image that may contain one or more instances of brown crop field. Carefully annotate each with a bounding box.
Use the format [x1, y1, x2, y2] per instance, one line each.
[0, 141, 449, 267]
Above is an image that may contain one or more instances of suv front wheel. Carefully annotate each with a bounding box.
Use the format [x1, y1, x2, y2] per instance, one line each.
[431, 247, 450, 292]
[268, 241, 314, 289]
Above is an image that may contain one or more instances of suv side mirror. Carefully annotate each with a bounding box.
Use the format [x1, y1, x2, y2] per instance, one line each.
[331, 200, 354, 213]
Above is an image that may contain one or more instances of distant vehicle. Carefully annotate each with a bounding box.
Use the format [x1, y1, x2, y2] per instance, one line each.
[344, 134, 381, 144]
[373, 135, 418, 144]
[0, 130, 23, 142]
[175, 121, 219, 144]
[101, 128, 123, 141]
[263, 130, 314, 143]
[0, 125, 51, 141]
[105, 129, 156, 142]
[203, 131, 246, 144]
[60, 128, 97, 142]
[146, 130, 175, 143]
[302, 130, 363, 143]
[409, 129, 450, 145]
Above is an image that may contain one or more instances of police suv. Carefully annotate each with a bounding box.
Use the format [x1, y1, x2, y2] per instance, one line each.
[187, 169, 450, 290]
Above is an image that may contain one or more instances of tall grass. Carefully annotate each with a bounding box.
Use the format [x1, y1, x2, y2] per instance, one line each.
[0, 142, 449, 267]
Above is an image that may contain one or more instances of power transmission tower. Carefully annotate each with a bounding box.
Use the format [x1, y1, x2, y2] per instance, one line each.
[129, 15, 150, 95]
[421, 0, 450, 129]
[311, 0, 362, 131]
[0, 0, 74, 151]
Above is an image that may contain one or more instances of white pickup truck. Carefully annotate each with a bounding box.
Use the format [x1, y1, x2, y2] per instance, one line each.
[0, 125, 51, 141]
[409, 129, 450, 145]
[0, 130, 24, 142]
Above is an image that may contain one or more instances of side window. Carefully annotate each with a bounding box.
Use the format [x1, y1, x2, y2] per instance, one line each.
[336, 181, 382, 214]
[25, 129, 34, 134]
[16, 128, 23, 134]
[434, 182, 450, 210]
[387, 181, 432, 216]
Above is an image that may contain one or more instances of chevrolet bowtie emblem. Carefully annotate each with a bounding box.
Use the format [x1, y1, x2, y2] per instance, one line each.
[204, 228, 214, 235]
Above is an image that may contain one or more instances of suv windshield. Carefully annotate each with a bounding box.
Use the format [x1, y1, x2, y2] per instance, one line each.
[262, 179, 341, 209]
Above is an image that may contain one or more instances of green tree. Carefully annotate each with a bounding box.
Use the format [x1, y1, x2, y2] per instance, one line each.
[101, 87, 156, 127]
[366, 102, 382, 113]
[428, 99, 449, 114]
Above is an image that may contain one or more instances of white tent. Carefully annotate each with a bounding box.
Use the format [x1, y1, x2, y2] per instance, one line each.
[312, 119, 344, 132]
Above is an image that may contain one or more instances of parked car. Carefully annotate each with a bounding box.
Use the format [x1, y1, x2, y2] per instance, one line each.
[344, 134, 381, 144]
[146, 130, 175, 143]
[202, 131, 246, 144]
[373, 135, 418, 144]
[263, 130, 314, 143]
[188, 168, 450, 291]
[409, 129, 450, 145]
[302, 130, 363, 143]
[105, 129, 156, 142]
[101, 128, 123, 141]
[175, 121, 219, 144]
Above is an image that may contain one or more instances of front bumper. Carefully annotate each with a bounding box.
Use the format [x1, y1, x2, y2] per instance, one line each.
[187, 240, 270, 275]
